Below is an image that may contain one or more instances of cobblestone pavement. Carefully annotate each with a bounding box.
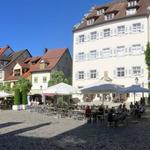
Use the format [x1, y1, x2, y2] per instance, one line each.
[0, 108, 150, 150]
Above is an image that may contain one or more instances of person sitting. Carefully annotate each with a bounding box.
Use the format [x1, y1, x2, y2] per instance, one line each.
[85, 105, 91, 123]
[97, 105, 105, 122]
[107, 107, 115, 126]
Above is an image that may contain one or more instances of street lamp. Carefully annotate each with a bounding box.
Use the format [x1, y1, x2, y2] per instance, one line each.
[40, 85, 44, 105]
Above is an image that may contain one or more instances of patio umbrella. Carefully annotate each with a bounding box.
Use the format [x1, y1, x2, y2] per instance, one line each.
[0, 91, 12, 98]
[118, 84, 150, 103]
[43, 82, 77, 95]
[81, 81, 124, 105]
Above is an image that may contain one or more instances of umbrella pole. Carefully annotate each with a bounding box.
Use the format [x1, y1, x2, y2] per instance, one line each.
[134, 93, 135, 104]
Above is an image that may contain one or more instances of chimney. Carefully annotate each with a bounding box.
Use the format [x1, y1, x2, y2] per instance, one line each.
[44, 48, 48, 54]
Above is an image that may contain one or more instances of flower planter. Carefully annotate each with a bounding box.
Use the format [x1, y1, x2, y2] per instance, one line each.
[21, 104, 27, 110]
[12, 105, 22, 110]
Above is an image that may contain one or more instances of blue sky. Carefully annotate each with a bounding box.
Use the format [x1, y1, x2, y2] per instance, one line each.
[0, 0, 111, 56]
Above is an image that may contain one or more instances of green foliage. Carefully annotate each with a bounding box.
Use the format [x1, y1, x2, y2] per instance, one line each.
[22, 89, 28, 105]
[57, 96, 68, 108]
[14, 88, 21, 105]
[145, 43, 150, 88]
[4, 83, 12, 93]
[48, 71, 70, 86]
[0, 83, 4, 91]
[13, 78, 32, 105]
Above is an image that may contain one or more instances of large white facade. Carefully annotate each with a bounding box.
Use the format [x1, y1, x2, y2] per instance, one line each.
[73, 15, 150, 102]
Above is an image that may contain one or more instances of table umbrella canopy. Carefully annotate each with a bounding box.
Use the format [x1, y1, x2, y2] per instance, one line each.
[43, 82, 77, 95]
[0, 91, 12, 98]
[118, 85, 150, 93]
[81, 81, 124, 94]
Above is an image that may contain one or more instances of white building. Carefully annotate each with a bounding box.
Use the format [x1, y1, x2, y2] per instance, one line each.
[73, 0, 150, 102]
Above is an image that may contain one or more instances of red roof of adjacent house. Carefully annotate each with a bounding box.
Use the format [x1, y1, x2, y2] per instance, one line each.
[0, 45, 11, 56]
[30, 48, 67, 72]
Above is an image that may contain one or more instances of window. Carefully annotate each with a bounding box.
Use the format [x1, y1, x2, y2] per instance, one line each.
[87, 19, 95, 25]
[79, 35, 85, 43]
[34, 77, 38, 83]
[43, 77, 47, 83]
[131, 44, 141, 53]
[132, 66, 141, 75]
[132, 23, 141, 32]
[90, 31, 97, 40]
[78, 52, 85, 61]
[116, 46, 125, 56]
[128, 1, 137, 7]
[78, 71, 85, 79]
[126, 8, 136, 15]
[117, 67, 125, 77]
[104, 28, 110, 37]
[89, 50, 97, 59]
[90, 70, 97, 79]
[117, 26, 125, 35]
[14, 69, 21, 77]
[105, 13, 114, 21]
[102, 48, 112, 57]
[0, 70, 2, 79]
[97, 9, 105, 15]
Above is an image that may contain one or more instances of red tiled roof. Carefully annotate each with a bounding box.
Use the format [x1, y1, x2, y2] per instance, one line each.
[0, 45, 10, 56]
[24, 56, 41, 63]
[74, 0, 150, 31]
[30, 48, 67, 72]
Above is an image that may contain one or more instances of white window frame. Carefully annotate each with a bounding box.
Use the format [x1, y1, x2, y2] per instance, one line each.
[105, 13, 114, 21]
[78, 52, 85, 61]
[79, 35, 85, 43]
[43, 76, 47, 83]
[126, 8, 137, 16]
[90, 31, 97, 40]
[128, 1, 137, 7]
[78, 71, 85, 80]
[132, 66, 141, 76]
[102, 48, 112, 57]
[116, 46, 126, 56]
[117, 67, 125, 77]
[97, 9, 105, 15]
[34, 77, 38, 83]
[87, 18, 95, 25]
[89, 50, 97, 59]
[104, 28, 110, 37]
[131, 44, 142, 54]
[117, 25, 125, 35]
[132, 23, 141, 33]
[90, 70, 97, 79]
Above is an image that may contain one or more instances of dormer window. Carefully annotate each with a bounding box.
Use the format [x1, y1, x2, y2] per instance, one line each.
[14, 69, 21, 76]
[87, 18, 95, 25]
[126, 8, 137, 15]
[128, 0, 137, 7]
[105, 13, 114, 21]
[97, 9, 105, 15]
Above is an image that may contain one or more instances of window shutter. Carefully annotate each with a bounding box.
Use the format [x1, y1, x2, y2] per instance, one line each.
[96, 71, 99, 79]
[129, 26, 132, 34]
[84, 53, 86, 60]
[129, 68, 132, 76]
[96, 32, 99, 40]
[110, 29, 113, 37]
[75, 54, 78, 62]
[129, 47, 132, 54]
[96, 51, 99, 58]
[84, 72, 86, 79]
[75, 72, 78, 80]
[141, 24, 144, 32]
[125, 69, 128, 76]
[141, 68, 144, 75]
[114, 28, 117, 36]
[99, 31, 103, 39]
[87, 53, 90, 60]
[75, 37, 79, 44]
[125, 26, 128, 34]
[113, 70, 116, 77]
[87, 72, 90, 79]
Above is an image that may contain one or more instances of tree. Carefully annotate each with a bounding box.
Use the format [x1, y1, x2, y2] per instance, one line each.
[145, 43, 150, 88]
[14, 88, 21, 105]
[48, 71, 70, 86]
[13, 77, 32, 105]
